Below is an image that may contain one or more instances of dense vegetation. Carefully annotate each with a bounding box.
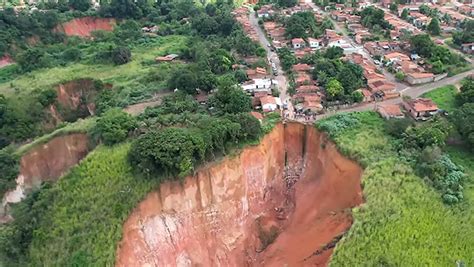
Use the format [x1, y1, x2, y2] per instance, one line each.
[284, 11, 333, 39]
[360, 7, 391, 32]
[410, 34, 467, 75]
[318, 112, 474, 265]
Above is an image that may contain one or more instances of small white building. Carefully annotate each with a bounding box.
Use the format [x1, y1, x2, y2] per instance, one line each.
[260, 96, 279, 112]
[292, 38, 305, 50]
[241, 78, 277, 93]
[308, 38, 322, 49]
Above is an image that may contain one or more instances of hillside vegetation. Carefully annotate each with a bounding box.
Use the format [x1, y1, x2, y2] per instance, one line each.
[318, 112, 474, 266]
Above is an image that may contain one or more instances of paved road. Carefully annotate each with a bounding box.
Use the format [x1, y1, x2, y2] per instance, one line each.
[249, 9, 294, 117]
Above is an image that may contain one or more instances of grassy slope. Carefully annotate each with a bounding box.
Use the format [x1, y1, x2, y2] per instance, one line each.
[324, 112, 474, 266]
[421, 85, 458, 112]
[28, 143, 157, 266]
[0, 35, 187, 97]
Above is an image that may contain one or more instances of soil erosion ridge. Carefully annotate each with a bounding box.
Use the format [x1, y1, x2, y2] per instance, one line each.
[116, 122, 364, 266]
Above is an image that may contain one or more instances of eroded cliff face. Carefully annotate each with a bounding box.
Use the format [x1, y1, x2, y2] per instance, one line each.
[1, 134, 90, 221]
[116, 123, 363, 266]
[58, 17, 115, 37]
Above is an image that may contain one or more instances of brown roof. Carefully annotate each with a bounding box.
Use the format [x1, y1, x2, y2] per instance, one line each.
[377, 104, 403, 117]
[407, 72, 434, 79]
[260, 95, 277, 106]
[296, 85, 319, 93]
[250, 111, 264, 120]
[292, 63, 312, 72]
[407, 98, 438, 112]
[292, 38, 305, 45]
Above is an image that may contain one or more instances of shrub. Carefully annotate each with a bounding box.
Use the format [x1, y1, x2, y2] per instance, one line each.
[0, 148, 19, 195]
[316, 113, 360, 138]
[111, 46, 131, 65]
[385, 118, 413, 138]
[93, 108, 137, 145]
[129, 127, 206, 178]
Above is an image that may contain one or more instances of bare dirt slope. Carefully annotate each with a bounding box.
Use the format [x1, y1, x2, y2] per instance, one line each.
[58, 17, 115, 37]
[116, 123, 363, 266]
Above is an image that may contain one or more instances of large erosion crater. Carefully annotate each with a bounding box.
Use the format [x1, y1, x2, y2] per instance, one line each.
[116, 122, 363, 266]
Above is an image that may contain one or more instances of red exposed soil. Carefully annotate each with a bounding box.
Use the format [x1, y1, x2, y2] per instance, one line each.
[58, 17, 115, 37]
[116, 122, 363, 266]
[1, 133, 90, 221]
[0, 54, 14, 68]
[55, 78, 98, 114]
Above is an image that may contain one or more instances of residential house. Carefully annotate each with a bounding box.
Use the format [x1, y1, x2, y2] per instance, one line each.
[296, 85, 319, 93]
[403, 98, 438, 120]
[241, 78, 276, 93]
[292, 63, 312, 72]
[260, 95, 279, 112]
[377, 104, 404, 119]
[368, 79, 396, 93]
[293, 93, 323, 113]
[292, 38, 306, 49]
[308, 38, 322, 49]
[384, 52, 410, 65]
[405, 72, 435, 85]
[246, 67, 268, 79]
[358, 88, 373, 102]
[295, 72, 312, 86]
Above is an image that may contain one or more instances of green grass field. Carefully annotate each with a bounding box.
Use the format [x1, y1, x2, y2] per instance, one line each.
[27, 143, 157, 266]
[421, 85, 458, 112]
[318, 112, 474, 266]
[0, 35, 187, 97]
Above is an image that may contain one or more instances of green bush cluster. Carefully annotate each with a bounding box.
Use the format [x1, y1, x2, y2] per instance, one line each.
[92, 108, 137, 146]
[129, 113, 261, 178]
[0, 148, 19, 196]
[316, 113, 360, 138]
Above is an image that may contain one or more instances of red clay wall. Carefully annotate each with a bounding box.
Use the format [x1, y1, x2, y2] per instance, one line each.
[115, 123, 363, 266]
[58, 17, 115, 37]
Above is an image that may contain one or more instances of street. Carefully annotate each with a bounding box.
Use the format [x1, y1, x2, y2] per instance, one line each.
[248, 8, 295, 118]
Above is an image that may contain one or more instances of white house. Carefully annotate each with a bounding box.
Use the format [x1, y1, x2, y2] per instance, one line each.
[308, 38, 322, 49]
[292, 38, 305, 50]
[260, 96, 278, 112]
[241, 78, 277, 93]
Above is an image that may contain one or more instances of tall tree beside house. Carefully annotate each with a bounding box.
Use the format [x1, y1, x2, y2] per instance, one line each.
[427, 18, 441, 36]
[326, 79, 343, 100]
[389, 3, 398, 14]
[401, 8, 409, 20]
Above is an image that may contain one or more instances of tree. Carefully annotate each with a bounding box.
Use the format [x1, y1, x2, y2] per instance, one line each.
[111, 46, 131, 65]
[0, 148, 19, 195]
[277, 0, 297, 8]
[93, 108, 137, 145]
[197, 70, 217, 92]
[457, 78, 474, 105]
[326, 79, 343, 99]
[389, 3, 398, 14]
[256, 47, 267, 58]
[16, 48, 50, 72]
[427, 18, 441, 36]
[401, 8, 409, 20]
[168, 68, 199, 94]
[129, 127, 206, 178]
[419, 4, 431, 16]
[224, 113, 262, 140]
[410, 34, 434, 58]
[69, 0, 90, 11]
[234, 69, 248, 83]
[62, 47, 82, 62]
[351, 91, 363, 103]
[208, 81, 252, 115]
[431, 60, 445, 74]
[324, 46, 344, 59]
[452, 103, 474, 149]
[385, 118, 413, 138]
[395, 71, 405, 81]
